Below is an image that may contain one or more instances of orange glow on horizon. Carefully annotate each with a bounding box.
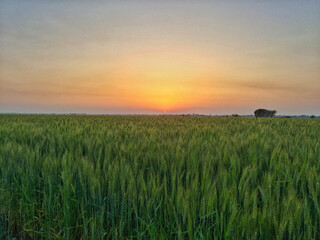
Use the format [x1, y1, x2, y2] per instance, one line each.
[104, 48, 218, 112]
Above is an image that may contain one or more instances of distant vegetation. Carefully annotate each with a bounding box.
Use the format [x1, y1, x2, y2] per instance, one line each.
[0, 115, 319, 239]
[254, 109, 277, 118]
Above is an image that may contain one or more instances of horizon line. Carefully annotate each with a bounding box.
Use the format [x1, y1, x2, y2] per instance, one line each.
[0, 112, 319, 117]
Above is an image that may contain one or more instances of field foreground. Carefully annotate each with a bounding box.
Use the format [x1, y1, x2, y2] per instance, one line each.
[0, 115, 319, 239]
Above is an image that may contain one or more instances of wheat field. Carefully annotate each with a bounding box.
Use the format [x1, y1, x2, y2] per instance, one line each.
[0, 115, 319, 239]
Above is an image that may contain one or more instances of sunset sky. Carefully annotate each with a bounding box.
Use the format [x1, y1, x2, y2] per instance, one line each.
[1, 0, 320, 115]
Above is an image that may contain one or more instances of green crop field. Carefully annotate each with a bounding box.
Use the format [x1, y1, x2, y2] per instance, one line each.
[0, 115, 319, 239]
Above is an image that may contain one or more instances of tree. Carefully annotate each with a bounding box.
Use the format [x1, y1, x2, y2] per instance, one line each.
[254, 109, 277, 118]
[310, 115, 316, 119]
[270, 110, 277, 118]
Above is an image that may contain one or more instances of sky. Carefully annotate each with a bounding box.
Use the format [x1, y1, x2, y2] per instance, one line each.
[1, 0, 320, 115]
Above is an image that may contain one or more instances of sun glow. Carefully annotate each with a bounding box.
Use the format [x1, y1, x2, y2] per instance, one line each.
[110, 48, 214, 112]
